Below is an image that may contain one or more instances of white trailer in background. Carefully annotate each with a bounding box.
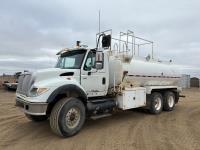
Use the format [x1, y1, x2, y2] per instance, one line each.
[16, 29, 182, 137]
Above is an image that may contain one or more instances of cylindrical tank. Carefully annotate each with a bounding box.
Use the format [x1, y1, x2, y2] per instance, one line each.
[109, 55, 181, 87]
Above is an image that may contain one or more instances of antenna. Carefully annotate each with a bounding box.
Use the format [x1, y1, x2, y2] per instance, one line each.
[98, 9, 101, 34]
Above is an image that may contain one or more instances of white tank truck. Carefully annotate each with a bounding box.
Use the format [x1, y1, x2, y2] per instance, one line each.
[16, 30, 182, 137]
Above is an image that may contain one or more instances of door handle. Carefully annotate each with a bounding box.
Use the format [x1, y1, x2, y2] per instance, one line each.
[83, 77, 87, 79]
[102, 77, 106, 84]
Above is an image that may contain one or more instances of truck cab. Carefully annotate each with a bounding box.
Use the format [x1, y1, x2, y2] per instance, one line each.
[55, 48, 109, 97]
[16, 46, 114, 136]
[16, 48, 108, 110]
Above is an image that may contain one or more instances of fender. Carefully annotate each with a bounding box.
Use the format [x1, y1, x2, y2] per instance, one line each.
[47, 84, 87, 103]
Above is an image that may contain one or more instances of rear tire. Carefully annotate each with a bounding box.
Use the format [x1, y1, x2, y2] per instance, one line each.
[25, 114, 48, 122]
[149, 92, 163, 114]
[50, 97, 85, 137]
[163, 91, 175, 111]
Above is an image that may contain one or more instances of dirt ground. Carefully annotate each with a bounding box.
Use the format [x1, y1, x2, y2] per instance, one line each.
[0, 89, 200, 150]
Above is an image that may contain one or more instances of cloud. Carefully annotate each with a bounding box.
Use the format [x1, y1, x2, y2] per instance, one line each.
[0, 0, 200, 77]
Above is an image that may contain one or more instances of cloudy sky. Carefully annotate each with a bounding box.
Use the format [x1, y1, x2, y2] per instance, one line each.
[0, 0, 200, 77]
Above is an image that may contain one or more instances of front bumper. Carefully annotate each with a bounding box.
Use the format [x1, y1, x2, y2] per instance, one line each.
[16, 96, 48, 116]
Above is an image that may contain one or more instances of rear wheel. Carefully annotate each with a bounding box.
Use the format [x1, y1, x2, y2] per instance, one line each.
[149, 92, 163, 114]
[25, 114, 48, 122]
[50, 97, 86, 137]
[163, 91, 175, 111]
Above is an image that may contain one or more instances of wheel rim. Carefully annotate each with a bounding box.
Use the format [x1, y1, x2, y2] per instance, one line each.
[66, 107, 81, 129]
[155, 97, 162, 111]
[168, 96, 174, 108]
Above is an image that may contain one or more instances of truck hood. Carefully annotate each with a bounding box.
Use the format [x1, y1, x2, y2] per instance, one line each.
[33, 68, 80, 82]
[17, 68, 81, 96]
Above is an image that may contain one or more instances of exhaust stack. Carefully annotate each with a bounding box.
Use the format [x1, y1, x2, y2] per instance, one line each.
[76, 41, 81, 48]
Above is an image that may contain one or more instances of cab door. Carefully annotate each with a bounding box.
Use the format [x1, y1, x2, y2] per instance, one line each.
[81, 50, 107, 97]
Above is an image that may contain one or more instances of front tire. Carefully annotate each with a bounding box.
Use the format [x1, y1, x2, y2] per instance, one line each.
[25, 114, 48, 122]
[149, 92, 163, 114]
[50, 97, 86, 137]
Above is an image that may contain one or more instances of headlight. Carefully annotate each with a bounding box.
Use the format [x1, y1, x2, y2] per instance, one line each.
[29, 87, 49, 97]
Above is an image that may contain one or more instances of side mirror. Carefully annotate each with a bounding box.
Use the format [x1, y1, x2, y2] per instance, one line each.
[95, 51, 104, 70]
[102, 35, 111, 48]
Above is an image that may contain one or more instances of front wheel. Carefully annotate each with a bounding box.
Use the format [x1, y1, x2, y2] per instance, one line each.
[50, 97, 86, 137]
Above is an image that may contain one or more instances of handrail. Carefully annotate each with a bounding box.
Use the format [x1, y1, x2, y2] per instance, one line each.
[96, 29, 154, 59]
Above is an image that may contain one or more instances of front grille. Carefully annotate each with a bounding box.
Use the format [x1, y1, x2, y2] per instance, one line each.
[16, 73, 34, 96]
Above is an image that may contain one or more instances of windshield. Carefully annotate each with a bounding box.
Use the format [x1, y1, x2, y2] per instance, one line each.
[55, 49, 86, 69]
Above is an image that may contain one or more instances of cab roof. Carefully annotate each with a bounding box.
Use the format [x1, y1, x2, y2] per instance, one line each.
[56, 47, 90, 55]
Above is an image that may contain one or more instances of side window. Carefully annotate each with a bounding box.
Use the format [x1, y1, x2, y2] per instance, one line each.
[84, 51, 96, 71]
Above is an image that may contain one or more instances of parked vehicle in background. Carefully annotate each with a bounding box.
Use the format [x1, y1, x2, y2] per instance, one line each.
[3, 72, 21, 91]
[3, 82, 18, 91]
